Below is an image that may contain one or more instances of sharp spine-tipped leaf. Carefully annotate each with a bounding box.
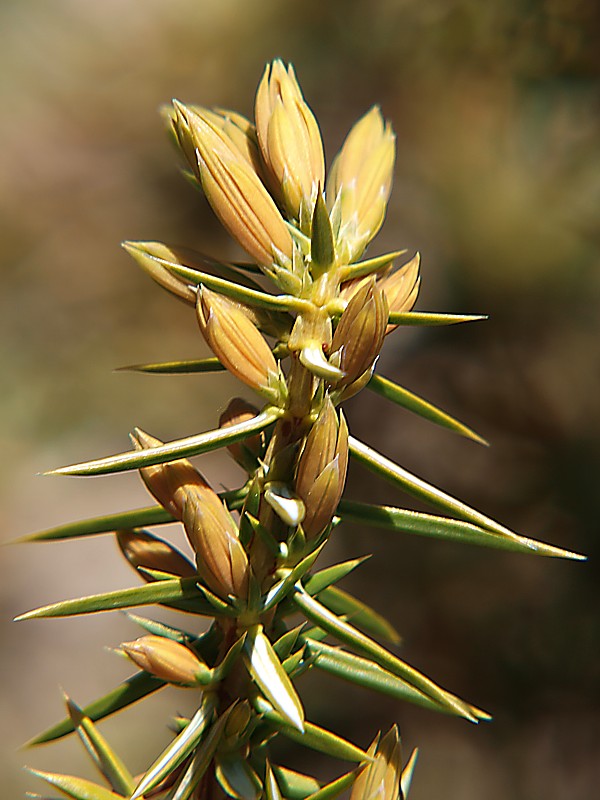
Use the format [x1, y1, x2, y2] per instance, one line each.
[124, 240, 306, 313]
[15, 506, 173, 543]
[130, 694, 216, 800]
[26, 769, 123, 800]
[340, 250, 406, 282]
[349, 436, 523, 540]
[304, 640, 450, 715]
[119, 357, 225, 375]
[367, 373, 488, 445]
[302, 556, 370, 596]
[168, 707, 233, 800]
[338, 500, 585, 560]
[387, 311, 487, 326]
[65, 697, 136, 795]
[28, 672, 165, 745]
[292, 587, 488, 722]
[244, 625, 305, 732]
[269, 766, 320, 799]
[314, 585, 401, 645]
[15, 577, 216, 621]
[304, 771, 357, 800]
[46, 409, 280, 477]
[262, 544, 326, 611]
[254, 697, 371, 763]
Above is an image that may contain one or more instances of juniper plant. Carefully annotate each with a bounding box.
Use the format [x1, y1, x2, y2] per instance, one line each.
[19, 60, 584, 800]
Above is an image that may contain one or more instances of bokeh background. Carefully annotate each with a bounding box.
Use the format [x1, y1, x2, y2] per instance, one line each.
[1, 0, 599, 797]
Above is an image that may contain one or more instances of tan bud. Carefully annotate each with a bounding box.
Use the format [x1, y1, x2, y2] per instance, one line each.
[327, 106, 395, 262]
[330, 279, 388, 387]
[379, 252, 421, 333]
[116, 529, 196, 581]
[121, 635, 209, 686]
[350, 726, 402, 800]
[173, 102, 293, 268]
[196, 287, 281, 400]
[219, 397, 265, 469]
[255, 60, 325, 220]
[296, 398, 348, 539]
[182, 485, 250, 601]
[130, 428, 209, 520]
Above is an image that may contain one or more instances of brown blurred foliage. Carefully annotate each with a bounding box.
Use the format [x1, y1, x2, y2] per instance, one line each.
[1, 1, 599, 797]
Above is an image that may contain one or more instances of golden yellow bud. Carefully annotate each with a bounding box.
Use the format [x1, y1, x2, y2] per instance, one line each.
[219, 397, 265, 469]
[121, 635, 209, 686]
[181, 484, 250, 601]
[296, 398, 348, 539]
[330, 279, 388, 387]
[255, 60, 325, 220]
[379, 252, 421, 333]
[173, 102, 293, 268]
[196, 287, 281, 400]
[116, 529, 196, 581]
[350, 726, 402, 800]
[327, 106, 395, 262]
[130, 428, 209, 520]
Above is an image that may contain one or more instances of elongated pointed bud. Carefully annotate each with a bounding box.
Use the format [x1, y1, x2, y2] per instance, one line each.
[173, 101, 293, 268]
[219, 397, 265, 470]
[327, 106, 395, 262]
[255, 60, 325, 220]
[330, 279, 388, 387]
[196, 287, 283, 402]
[130, 428, 209, 520]
[120, 635, 211, 686]
[379, 252, 420, 333]
[295, 398, 348, 539]
[182, 485, 250, 601]
[350, 726, 402, 800]
[116, 529, 196, 581]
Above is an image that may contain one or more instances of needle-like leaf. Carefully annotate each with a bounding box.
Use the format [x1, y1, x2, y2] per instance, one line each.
[27, 672, 165, 745]
[118, 357, 226, 375]
[387, 312, 487, 326]
[304, 771, 357, 800]
[293, 587, 488, 722]
[244, 625, 305, 732]
[315, 586, 401, 645]
[124, 240, 308, 313]
[45, 409, 281, 477]
[338, 499, 585, 560]
[340, 251, 406, 282]
[15, 577, 215, 621]
[302, 557, 370, 596]
[367, 374, 488, 445]
[304, 640, 450, 715]
[26, 769, 123, 800]
[168, 707, 233, 800]
[65, 696, 136, 795]
[130, 694, 217, 800]
[269, 766, 320, 799]
[254, 698, 371, 763]
[349, 436, 519, 539]
[17, 486, 248, 543]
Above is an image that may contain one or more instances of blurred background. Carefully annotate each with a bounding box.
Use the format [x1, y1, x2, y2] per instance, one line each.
[1, 0, 599, 797]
